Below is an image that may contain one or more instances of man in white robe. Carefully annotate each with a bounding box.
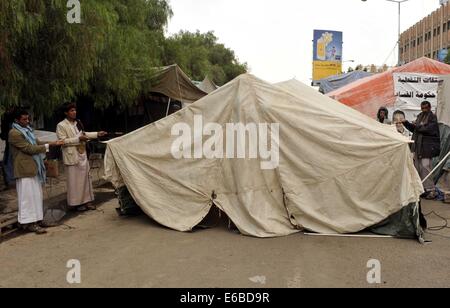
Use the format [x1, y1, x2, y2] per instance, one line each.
[9, 110, 63, 234]
[56, 103, 106, 211]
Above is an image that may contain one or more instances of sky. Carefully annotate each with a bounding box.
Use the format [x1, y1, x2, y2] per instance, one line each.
[166, 0, 441, 84]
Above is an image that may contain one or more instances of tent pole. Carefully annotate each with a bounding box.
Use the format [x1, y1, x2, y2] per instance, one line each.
[165, 98, 172, 117]
[422, 151, 450, 184]
[304, 233, 394, 239]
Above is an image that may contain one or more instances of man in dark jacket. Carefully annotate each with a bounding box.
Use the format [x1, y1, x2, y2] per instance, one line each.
[403, 101, 441, 199]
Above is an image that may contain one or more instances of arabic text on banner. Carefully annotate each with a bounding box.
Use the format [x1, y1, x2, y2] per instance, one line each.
[393, 73, 440, 121]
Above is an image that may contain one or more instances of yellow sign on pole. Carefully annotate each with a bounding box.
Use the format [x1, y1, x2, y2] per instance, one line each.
[312, 30, 343, 84]
[313, 61, 342, 82]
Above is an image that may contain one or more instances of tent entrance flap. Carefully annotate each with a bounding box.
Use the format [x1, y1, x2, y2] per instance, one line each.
[370, 203, 425, 240]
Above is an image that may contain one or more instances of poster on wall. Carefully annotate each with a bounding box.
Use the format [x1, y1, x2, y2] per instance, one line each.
[393, 73, 441, 121]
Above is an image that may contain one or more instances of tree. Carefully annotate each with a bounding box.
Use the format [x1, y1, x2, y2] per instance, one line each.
[0, 0, 172, 115]
[444, 52, 450, 65]
[163, 31, 248, 86]
[0, 1, 246, 117]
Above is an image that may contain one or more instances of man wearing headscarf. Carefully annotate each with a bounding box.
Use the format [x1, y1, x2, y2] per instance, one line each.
[403, 101, 441, 199]
[9, 110, 64, 234]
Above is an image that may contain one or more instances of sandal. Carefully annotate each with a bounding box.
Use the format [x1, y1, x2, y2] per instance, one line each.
[425, 191, 438, 200]
[27, 223, 47, 235]
[77, 205, 88, 212]
[86, 203, 97, 211]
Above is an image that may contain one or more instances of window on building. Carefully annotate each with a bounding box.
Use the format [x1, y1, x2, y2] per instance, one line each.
[444, 23, 447, 32]
[434, 28, 437, 37]
[448, 21, 450, 31]
[438, 26, 441, 36]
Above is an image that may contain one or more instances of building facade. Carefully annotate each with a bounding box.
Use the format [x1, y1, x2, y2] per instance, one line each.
[400, 2, 450, 64]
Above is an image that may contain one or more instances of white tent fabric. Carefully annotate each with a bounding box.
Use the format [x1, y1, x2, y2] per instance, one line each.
[197, 76, 219, 94]
[438, 75, 450, 127]
[104, 74, 423, 238]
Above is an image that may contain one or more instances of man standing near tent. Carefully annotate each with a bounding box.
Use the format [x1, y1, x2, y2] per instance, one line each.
[403, 101, 441, 199]
[393, 110, 411, 138]
[56, 103, 107, 212]
[1, 108, 15, 188]
[9, 110, 64, 234]
[377, 107, 392, 124]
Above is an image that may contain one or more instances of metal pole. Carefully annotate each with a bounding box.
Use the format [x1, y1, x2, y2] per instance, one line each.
[398, 1, 401, 65]
[421, 151, 450, 184]
[386, 0, 409, 65]
[165, 98, 172, 117]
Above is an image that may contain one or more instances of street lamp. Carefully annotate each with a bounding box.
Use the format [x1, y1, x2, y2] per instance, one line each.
[362, 0, 409, 66]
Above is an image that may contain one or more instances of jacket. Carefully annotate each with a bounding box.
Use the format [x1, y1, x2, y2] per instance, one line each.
[404, 112, 441, 159]
[9, 128, 47, 179]
[56, 119, 98, 166]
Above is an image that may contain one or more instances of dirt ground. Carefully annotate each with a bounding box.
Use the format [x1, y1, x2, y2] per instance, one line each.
[1, 194, 449, 288]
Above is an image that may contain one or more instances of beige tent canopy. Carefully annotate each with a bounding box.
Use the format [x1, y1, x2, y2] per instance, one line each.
[197, 76, 219, 94]
[148, 65, 208, 105]
[105, 74, 424, 238]
[435, 75, 450, 188]
[438, 75, 450, 127]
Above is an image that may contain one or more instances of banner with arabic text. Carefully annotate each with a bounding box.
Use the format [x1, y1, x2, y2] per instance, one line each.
[393, 73, 441, 121]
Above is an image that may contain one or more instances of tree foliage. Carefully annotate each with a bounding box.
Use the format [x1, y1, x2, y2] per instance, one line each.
[0, 1, 247, 116]
[1, 0, 168, 116]
[444, 52, 450, 66]
[163, 31, 248, 86]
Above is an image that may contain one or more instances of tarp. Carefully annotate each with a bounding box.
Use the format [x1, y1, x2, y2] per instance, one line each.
[149, 65, 208, 105]
[104, 74, 424, 238]
[197, 76, 219, 94]
[319, 70, 373, 94]
[328, 57, 450, 118]
[437, 75, 450, 127]
[434, 75, 450, 183]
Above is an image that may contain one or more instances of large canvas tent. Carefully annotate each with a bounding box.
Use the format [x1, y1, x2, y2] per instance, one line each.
[148, 64, 208, 106]
[197, 76, 219, 94]
[318, 70, 373, 94]
[104, 74, 424, 239]
[328, 57, 450, 118]
[435, 75, 450, 187]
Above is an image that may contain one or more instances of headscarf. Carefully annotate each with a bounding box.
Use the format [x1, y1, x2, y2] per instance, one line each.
[12, 123, 46, 183]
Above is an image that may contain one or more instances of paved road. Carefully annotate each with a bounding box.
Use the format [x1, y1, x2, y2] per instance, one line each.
[1, 195, 449, 288]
